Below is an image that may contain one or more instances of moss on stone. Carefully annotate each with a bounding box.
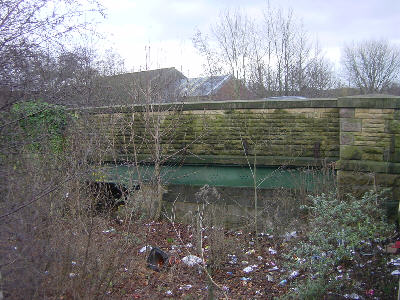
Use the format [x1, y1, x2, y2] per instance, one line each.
[389, 120, 400, 133]
[341, 146, 362, 160]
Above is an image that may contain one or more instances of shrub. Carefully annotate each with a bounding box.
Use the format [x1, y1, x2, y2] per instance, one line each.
[284, 190, 395, 298]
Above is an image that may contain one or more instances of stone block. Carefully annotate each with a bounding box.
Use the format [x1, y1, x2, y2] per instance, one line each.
[395, 110, 400, 120]
[340, 133, 354, 145]
[341, 145, 362, 160]
[339, 108, 354, 118]
[390, 149, 400, 163]
[395, 135, 400, 148]
[340, 118, 362, 132]
[361, 153, 382, 161]
[388, 120, 400, 134]
[362, 146, 384, 154]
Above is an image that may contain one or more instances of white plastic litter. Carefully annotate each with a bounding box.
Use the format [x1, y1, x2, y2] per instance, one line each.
[243, 265, 257, 273]
[289, 270, 300, 279]
[179, 284, 193, 290]
[182, 255, 202, 266]
[268, 247, 277, 255]
[267, 266, 279, 272]
[139, 245, 152, 253]
[391, 270, 400, 275]
[266, 274, 274, 282]
[389, 258, 400, 266]
[186, 243, 193, 248]
[344, 293, 361, 299]
[102, 228, 116, 234]
[166, 290, 173, 296]
[283, 231, 298, 241]
[228, 254, 238, 264]
[69, 273, 77, 278]
[257, 256, 263, 260]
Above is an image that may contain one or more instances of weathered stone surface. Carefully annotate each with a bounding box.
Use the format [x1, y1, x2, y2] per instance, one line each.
[340, 133, 354, 145]
[341, 146, 362, 160]
[394, 110, 400, 120]
[388, 120, 400, 134]
[341, 118, 362, 132]
[340, 108, 354, 118]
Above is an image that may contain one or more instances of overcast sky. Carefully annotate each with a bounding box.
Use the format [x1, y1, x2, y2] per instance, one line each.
[97, 0, 400, 77]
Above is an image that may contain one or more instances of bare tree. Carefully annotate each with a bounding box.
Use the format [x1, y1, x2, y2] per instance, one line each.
[342, 39, 400, 94]
[305, 43, 336, 97]
[0, 0, 105, 109]
[195, 4, 335, 98]
[210, 9, 253, 82]
[192, 30, 223, 77]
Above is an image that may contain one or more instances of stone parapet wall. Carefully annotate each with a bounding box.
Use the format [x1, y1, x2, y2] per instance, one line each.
[76, 94, 400, 213]
[77, 99, 339, 167]
[336, 95, 400, 209]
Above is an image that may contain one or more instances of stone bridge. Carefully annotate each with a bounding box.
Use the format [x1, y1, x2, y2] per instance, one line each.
[77, 95, 400, 211]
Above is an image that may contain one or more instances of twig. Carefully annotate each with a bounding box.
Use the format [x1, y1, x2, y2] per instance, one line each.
[0, 176, 72, 220]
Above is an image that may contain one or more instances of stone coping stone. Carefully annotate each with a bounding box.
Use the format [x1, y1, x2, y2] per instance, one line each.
[337, 159, 400, 174]
[109, 154, 338, 167]
[74, 98, 338, 114]
[338, 94, 400, 109]
[72, 95, 400, 114]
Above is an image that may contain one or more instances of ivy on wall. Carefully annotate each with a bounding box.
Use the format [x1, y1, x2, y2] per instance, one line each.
[10, 100, 72, 154]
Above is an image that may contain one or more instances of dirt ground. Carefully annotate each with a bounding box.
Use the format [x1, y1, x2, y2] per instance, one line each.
[88, 219, 399, 300]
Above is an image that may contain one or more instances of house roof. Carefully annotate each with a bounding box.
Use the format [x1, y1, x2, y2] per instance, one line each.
[102, 67, 187, 103]
[179, 74, 232, 98]
[100, 68, 236, 103]
[109, 67, 186, 91]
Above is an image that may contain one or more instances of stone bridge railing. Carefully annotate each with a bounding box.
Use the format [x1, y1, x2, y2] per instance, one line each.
[76, 95, 400, 207]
